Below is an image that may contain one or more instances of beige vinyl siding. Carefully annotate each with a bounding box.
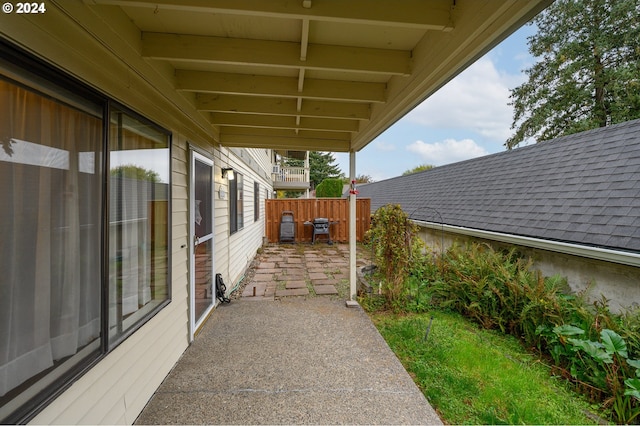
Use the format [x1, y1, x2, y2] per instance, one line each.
[213, 149, 231, 289]
[31, 300, 188, 425]
[215, 147, 272, 289]
[171, 135, 190, 305]
[2, 3, 270, 423]
[245, 148, 274, 180]
[2, 5, 204, 419]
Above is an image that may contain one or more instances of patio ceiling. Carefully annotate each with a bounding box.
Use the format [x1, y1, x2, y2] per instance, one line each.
[94, 0, 551, 153]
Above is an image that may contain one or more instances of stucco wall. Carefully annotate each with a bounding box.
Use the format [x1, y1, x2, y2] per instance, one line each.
[417, 226, 640, 313]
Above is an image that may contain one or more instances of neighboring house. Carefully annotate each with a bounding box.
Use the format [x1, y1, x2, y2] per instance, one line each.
[356, 119, 640, 312]
[0, 1, 550, 424]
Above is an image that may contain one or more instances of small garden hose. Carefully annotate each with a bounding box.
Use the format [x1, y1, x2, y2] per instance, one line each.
[228, 273, 245, 296]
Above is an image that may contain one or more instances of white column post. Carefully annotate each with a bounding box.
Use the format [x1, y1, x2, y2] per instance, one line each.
[348, 150, 357, 303]
[305, 151, 310, 198]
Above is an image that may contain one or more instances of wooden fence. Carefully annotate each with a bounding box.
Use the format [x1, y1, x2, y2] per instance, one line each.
[265, 198, 371, 243]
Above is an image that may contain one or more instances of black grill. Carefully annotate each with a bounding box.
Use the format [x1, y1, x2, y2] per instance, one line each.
[311, 218, 331, 244]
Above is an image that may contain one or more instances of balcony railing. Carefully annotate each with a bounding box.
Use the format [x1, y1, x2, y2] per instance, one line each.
[272, 165, 310, 190]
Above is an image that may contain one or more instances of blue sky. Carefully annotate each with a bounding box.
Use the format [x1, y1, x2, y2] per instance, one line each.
[335, 23, 537, 181]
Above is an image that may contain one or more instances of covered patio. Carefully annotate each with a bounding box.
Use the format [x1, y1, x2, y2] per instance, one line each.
[0, 1, 554, 423]
[68, 0, 551, 300]
[135, 244, 440, 425]
[2, 2, 553, 301]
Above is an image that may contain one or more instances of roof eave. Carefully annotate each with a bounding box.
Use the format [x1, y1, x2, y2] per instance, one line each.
[413, 220, 640, 268]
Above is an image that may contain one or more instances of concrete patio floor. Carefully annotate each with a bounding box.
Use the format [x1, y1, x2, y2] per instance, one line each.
[135, 243, 443, 425]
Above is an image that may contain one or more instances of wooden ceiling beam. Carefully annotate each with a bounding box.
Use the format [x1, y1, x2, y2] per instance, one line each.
[196, 95, 371, 120]
[96, 0, 454, 30]
[211, 112, 359, 132]
[219, 127, 351, 151]
[177, 70, 386, 103]
[142, 32, 410, 76]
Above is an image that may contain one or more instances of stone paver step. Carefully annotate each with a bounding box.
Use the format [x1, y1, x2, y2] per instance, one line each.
[314, 285, 338, 295]
[311, 278, 338, 286]
[308, 272, 327, 280]
[279, 274, 305, 281]
[275, 288, 309, 297]
[285, 280, 307, 289]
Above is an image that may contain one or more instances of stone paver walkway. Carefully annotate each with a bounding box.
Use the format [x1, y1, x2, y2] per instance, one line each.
[240, 243, 370, 300]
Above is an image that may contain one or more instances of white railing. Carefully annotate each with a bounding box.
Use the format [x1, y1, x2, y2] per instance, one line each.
[271, 166, 309, 183]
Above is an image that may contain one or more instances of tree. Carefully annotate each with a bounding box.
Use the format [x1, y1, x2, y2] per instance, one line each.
[402, 164, 434, 176]
[285, 151, 343, 188]
[343, 174, 375, 184]
[111, 164, 160, 182]
[507, 0, 640, 149]
[315, 178, 344, 197]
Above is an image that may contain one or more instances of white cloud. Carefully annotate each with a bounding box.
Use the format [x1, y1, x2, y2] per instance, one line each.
[406, 138, 488, 166]
[374, 140, 396, 151]
[405, 58, 519, 144]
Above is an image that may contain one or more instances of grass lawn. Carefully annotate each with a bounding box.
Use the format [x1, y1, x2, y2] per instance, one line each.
[370, 310, 605, 425]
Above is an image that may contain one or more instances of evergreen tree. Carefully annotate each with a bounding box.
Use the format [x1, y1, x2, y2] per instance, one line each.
[315, 178, 344, 197]
[507, 0, 640, 148]
[284, 151, 343, 188]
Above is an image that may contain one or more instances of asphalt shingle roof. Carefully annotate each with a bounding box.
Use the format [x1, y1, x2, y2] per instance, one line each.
[356, 119, 640, 253]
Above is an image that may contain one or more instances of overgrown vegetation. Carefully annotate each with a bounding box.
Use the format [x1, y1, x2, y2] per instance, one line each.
[361, 206, 640, 423]
[372, 311, 600, 425]
[365, 204, 422, 306]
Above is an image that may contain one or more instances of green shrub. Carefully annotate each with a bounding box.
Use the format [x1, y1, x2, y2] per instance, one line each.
[365, 239, 640, 423]
[315, 178, 343, 197]
[365, 204, 423, 308]
[434, 244, 640, 423]
[426, 243, 570, 342]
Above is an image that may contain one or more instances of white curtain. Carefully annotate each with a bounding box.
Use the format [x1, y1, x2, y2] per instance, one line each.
[0, 81, 101, 397]
[108, 123, 154, 327]
[113, 177, 151, 317]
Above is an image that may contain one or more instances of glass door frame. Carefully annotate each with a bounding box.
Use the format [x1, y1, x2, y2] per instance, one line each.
[189, 150, 215, 342]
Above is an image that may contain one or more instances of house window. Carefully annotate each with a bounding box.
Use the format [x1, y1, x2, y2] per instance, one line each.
[108, 106, 170, 346]
[254, 181, 260, 222]
[0, 45, 170, 423]
[0, 74, 104, 422]
[229, 172, 243, 233]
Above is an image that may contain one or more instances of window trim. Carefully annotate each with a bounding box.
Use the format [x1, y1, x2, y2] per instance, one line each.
[229, 171, 244, 234]
[254, 181, 260, 222]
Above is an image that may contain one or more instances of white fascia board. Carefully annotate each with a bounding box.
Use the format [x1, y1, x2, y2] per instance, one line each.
[412, 220, 640, 268]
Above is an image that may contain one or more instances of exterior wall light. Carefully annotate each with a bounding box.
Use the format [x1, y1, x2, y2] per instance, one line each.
[222, 167, 234, 180]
